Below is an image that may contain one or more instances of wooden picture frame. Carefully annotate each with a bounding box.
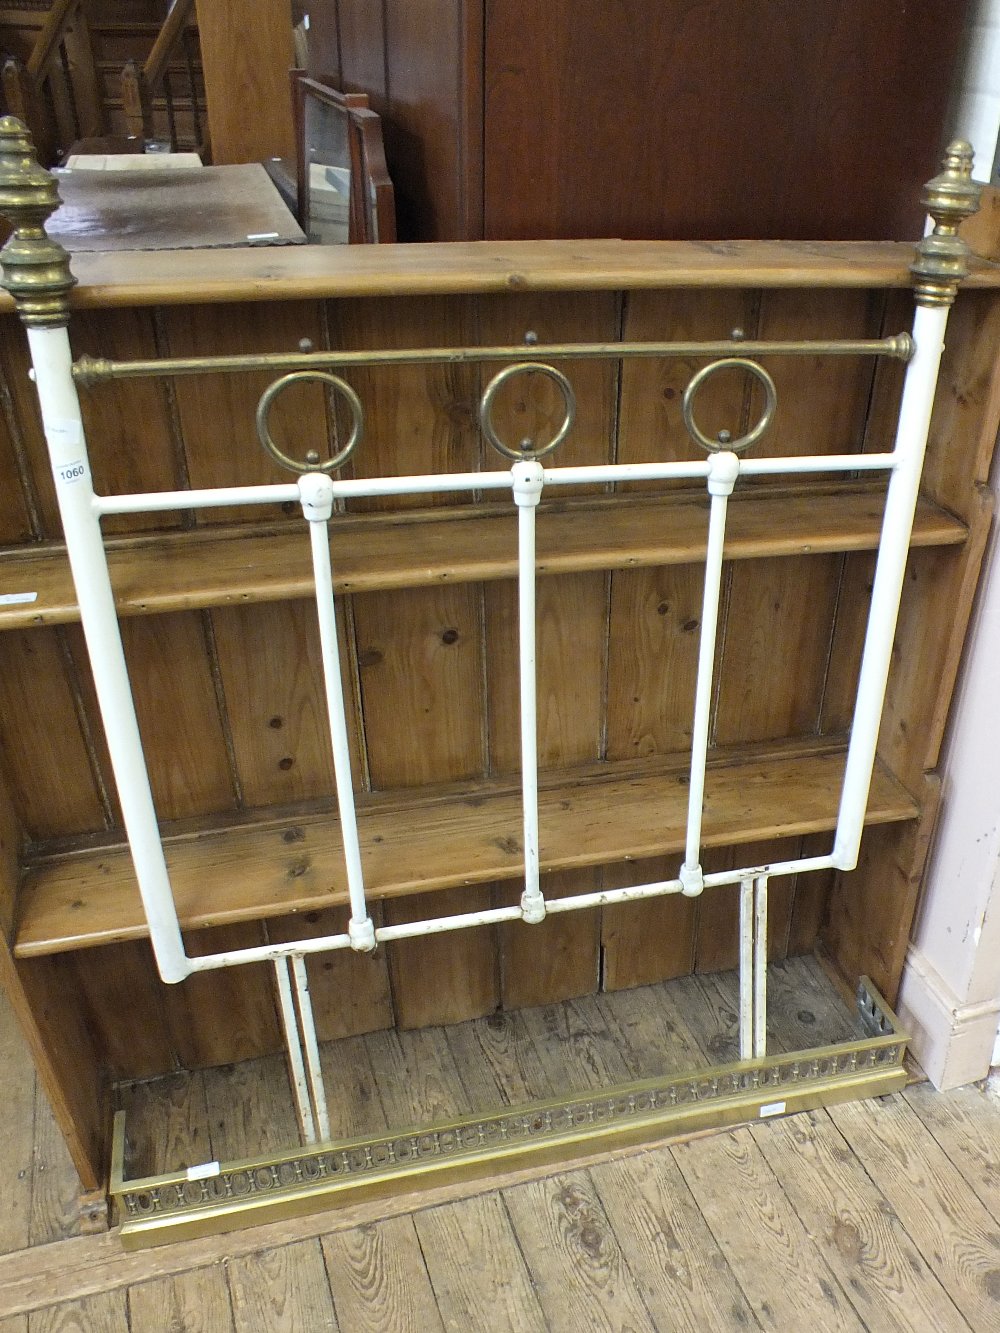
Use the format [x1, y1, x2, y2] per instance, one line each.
[291, 72, 396, 244]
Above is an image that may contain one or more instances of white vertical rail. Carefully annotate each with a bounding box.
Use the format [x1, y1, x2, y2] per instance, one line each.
[833, 302, 950, 871]
[292, 956, 330, 1141]
[681, 450, 740, 896]
[299, 473, 376, 951]
[274, 957, 317, 1143]
[25, 326, 190, 983]
[739, 877, 754, 1060]
[513, 459, 546, 923]
[753, 875, 768, 1058]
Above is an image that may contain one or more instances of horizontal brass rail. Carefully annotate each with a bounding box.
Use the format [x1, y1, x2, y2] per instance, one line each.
[73, 333, 914, 386]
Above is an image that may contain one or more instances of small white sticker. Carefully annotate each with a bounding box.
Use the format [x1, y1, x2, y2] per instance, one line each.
[759, 1100, 786, 1118]
[46, 418, 84, 467]
[186, 1160, 221, 1181]
[0, 592, 37, 605]
[56, 459, 89, 486]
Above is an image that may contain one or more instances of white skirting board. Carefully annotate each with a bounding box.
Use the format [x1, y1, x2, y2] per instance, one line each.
[898, 944, 1000, 1089]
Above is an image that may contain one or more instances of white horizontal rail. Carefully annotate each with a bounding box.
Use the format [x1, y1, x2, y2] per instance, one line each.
[95, 483, 300, 514]
[183, 853, 842, 972]
[92, 450, 898, 517]
[738, 452, 896, 476]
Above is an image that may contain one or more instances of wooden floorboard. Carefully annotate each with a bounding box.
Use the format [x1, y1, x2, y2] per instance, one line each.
[414, 1194, 548, 1331]
[590, 1147, 763, 1332]
[226, 1239, 339, 1329]
[321, 1215, 444, 1333]
[128, 1266, 235, 1333]
[0, 995, 35, 1256]
[27, 1289, 129, 1332]
[750, 1108, 971, 1332]
[828, 1094, 1000, 1330]
[673, 1127, 867, 1331]
[903, 1081, 1000, 1226]
[4, 966, 1000, 1330]
[504, 1167, 660, 1330]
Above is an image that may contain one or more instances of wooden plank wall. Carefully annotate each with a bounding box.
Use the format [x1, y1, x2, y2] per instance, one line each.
[0, 283, 952, 1077]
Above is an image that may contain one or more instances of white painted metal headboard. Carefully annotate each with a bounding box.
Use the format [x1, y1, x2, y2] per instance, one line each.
[0, 118, 980, 1144]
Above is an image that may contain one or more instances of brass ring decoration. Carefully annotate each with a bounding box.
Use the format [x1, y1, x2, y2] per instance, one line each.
[256, 371, 364, 474]
[480, 362, 576, 461]
[681, 357, 777, 455]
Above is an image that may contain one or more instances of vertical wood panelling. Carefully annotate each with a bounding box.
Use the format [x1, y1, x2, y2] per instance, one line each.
[305, 0, 343, 83]
[66, 615, 236, 825]
[123, 614, 236, 821]
[331, 0, 386, 100]
[823, 777, 941, 1004]
[711, 290, 881, 757]
[73, 941, 176, 1080]
[483, 3, 966, 243]
[605, 564, 704, 760]
[163, 925, 282, 1068]
[162, 300, 328, 524]
[211, 598, 364, 807]
[0, 311, 182, 541]
[714, 555, 843, 746]
[499, 868, 601, 1010]
[820, 552, 873, 735]
[69, 309, 184, 535]
[0, 629, 106, 838]
[0, 321, 61, 541]
[787, 832, 838, 956]
[752, 289, 882, 463]
[922, 289, 1000, 518]
[0, 326, 35, 543]
[600, 849, 727, 992]
[384, 888, 499, 1029]
[382, 0, 467, 241]
[328, 294, 480, 512]
[878, 496, 993, 793]
[860, 290, 908, 457]
[354, 583, 485, 788]
[486, 569, 606, 1010]
[617, 289, 757, 482]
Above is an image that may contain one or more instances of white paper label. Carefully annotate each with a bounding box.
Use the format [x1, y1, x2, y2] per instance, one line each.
[186, 1160, 221, 1181]
[46, 417, 84, 467]
[0, 592, 37, 605]
[55, 459, 89, 486]
[759, 1100, 786, 1118]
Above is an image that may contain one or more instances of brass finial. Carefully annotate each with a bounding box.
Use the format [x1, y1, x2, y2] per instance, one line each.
[0, 116, 75, 327]
[911, 140, 981, 307]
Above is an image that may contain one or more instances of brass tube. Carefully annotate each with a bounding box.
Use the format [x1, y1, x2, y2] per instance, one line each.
[73, 333, 914, 386]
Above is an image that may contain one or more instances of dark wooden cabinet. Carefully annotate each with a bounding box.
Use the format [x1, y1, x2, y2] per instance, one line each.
[311, 0, 971, 242]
